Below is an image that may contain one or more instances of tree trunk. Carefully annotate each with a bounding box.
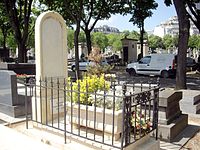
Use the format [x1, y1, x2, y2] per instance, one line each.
[140, 21, 144, 58]
[74, 20, 81, 79]
[173, 0, 190, 90]
[85, 29, 92, 55]
[2, 25, 7, 50]
[18, 42, 26, 63]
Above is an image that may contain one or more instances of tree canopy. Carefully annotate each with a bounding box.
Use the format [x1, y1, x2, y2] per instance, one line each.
[1, 0, 34, 62]
[128, 0, 158, 58]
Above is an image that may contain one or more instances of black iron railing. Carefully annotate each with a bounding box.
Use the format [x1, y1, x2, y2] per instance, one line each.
[21, 75, 159, 150]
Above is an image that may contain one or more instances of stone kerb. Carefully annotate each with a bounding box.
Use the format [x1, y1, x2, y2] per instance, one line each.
[32, 11, 67, 123]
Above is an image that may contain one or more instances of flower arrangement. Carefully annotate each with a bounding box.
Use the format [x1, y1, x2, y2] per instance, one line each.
[131, 111, 152, 136]
[16, 74, 27, 78]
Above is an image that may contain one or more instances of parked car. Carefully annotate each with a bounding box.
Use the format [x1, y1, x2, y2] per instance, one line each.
[186, 57, 197, 71]
[71, 59, 109, 71]
[126, 53, 176, 78]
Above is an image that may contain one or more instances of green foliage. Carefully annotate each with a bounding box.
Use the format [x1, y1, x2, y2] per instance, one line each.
[68, 74, 110, 105]
[188, 34, 200, 49]
[7, 34, 17, 51]
[79, 31, 86, 43]
[92, 32, 109, 52]
[121, 30, 140, 40]
[162, 34, 174, 49]
[67, 28, 74, 51]
[148, 35, 164, 50]
[106, 33, 123, 52]
[128, 0, 158, 28]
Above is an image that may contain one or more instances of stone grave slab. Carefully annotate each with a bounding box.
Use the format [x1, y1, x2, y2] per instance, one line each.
[153, 89, 188, 142]
[180, 90, 200, 114]
[0, 70, 31, 117]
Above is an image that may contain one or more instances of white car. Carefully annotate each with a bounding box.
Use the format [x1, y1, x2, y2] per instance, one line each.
[71, 59, 109, 71]
[126, 54, 176, 78]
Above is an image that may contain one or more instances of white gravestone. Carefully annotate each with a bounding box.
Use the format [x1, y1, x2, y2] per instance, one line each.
[33, 11, 67, 123]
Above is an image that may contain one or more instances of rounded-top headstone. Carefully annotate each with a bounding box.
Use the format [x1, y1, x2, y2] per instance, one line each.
[35, 11, 67, 80]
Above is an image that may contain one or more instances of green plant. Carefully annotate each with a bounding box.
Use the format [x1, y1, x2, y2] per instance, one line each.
[68, 74, 110, 105]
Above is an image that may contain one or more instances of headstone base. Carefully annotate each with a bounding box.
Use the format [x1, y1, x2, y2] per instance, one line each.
[0, 103, 26, 117]
[0, 95, 31, 117]
[156, 114, 188, 142]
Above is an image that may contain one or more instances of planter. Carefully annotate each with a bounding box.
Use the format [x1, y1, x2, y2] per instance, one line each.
[66, 102, 122, 140]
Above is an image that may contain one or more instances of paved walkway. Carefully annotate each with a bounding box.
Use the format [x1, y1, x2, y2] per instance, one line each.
[0, 125, 58, 150]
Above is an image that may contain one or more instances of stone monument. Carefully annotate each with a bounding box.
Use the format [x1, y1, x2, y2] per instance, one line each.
[0, 70, 30, 117]
[156, 89, 188, 142]
[32, 11, 67, 123]
[180, 90, 200, 114]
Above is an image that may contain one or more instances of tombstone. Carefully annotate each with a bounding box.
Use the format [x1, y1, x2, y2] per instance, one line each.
[155, 89, 188, 142]
[0, 63, 35, 75]
[180, 90, 200, 114]
[0, 70, 30, 117]
[32, 11, 67, 123]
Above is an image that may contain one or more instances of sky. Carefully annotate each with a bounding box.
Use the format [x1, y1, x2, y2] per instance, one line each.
[95, 1, 177, 32]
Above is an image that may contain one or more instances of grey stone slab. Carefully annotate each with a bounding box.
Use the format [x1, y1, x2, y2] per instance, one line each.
[0, 102, 25, 117]
[179, 90, 200, 114]
[180, 103, 200, 114]
[181, 90, 200, 104]
[0, 63, 8, 69]
[0, 70, 19, 105]
[0, 97, 31, 118]
[158, 110, 181, 125]
[159, 90, 182, 107]
[154, 114, 188, 142]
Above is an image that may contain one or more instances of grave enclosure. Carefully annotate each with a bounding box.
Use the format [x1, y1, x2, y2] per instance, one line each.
[0, 9, 192, 150]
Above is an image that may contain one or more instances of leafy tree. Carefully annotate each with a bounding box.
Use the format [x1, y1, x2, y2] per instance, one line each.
[188, 34, 200, 49]
[92, 32, 108, 52]
[67, 29, 74, 51]
[148, 35, 163, 50]
[106, 33, 122, 52]
[2, 0, 34, 63]
[165, 0, 190, 89]
[7, 34, 17, 53]
[129, 30, 140, 40]
[79, 1, 124, 54]
[40, 0, 125, 78]
[162, 34, 178, 49]
[121, 30, 130, 38]
[39, 0, 84, 79]
[79, 31, 86, 43]
[0, 2, 11, 51]
[128, 0, 158, 58]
